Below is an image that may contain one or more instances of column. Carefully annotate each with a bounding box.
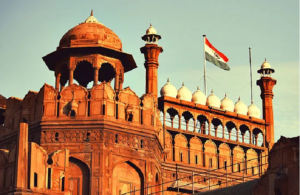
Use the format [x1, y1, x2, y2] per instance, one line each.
[193, 119, 196, 132]
[222, 125, 225, 138]
[255, 135, 258, 146]
[93, 68, 99, 86]
[69, 69, 74, 85]
[15, 123, 28, 189]
[114, 72, 120, 91]
[186, 120, 189, 131]
[178, 115, 181, 129]
[249, 132, 252, 145]
[55, 74, 61, 90]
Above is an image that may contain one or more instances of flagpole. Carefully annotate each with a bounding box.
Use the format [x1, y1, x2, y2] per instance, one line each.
[203, 35, 207, 96]
[249, 47, 253, 103]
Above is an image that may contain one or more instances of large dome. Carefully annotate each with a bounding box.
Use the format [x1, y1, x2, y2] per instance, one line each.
[59, 11, 122, 51]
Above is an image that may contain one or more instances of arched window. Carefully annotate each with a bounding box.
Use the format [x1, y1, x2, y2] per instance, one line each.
[195, 155, 198, 164]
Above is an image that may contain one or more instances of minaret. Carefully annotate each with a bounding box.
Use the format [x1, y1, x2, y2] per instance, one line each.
[256, 59, 277, 148]
[140, 24, 163, 100]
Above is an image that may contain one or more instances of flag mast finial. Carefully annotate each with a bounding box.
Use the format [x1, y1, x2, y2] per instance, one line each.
[203, 35, 207, 96]
[249, 47, 253, 103]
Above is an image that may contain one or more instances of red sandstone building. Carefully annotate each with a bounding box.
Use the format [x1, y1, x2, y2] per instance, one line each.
[0, 12, 279, 195]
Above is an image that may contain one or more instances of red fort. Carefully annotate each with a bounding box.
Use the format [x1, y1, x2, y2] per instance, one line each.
[0, 11, 296, 195]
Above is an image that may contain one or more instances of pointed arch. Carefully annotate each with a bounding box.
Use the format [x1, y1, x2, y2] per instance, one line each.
[219, 143, 231, 171]
[196, 115, 209, 134]
[204, 140, 217, 168]
[190, 137, 203, 166]
[68, 157, 90, 195]
[232, 146, 245, 173]
[174, 134, 188, 163]
[112, 160, 144, 195]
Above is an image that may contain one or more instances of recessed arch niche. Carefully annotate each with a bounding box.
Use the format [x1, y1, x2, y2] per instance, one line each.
[112, 161, 144, 195]
[68, 157, 90, 195]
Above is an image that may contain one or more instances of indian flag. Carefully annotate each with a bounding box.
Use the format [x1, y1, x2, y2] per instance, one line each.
[204, 37, 230, 71]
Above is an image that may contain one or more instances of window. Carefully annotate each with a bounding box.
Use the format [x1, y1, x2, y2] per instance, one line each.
[115, 134, 118, 143]
[70, 110, 76, 117]
[180, 152, 183, 162]
[238, 163, 241, 172]
[116, 104, 118, 119]
[34, 173, 38, 187]
[252, 167, 255, 175]
[209, 158, 213, 168]
[47, 168, 51, 189]
[195, 155, 198, 164]
[141, 140, 144, 148]
[128, 113, 133, 122]
[102, 104, 106, 115]
[55, 133, 59, 142]
[224, 161, 227, 170]
[61, 177, 65, 191]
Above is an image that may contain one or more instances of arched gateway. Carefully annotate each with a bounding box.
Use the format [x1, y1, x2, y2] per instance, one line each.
[68, 157, 90, 195]
[112, 161, 144, 195]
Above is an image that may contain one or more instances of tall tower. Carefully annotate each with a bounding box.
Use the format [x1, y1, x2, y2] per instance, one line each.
[257, 59, 277, 148]
[140, 24, 163, 100]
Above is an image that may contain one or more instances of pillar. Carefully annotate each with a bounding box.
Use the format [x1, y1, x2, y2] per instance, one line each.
[15, 123, 28, 189]
[257, 71, 276, 148]
[114, 72, 120, 91]
[140, 44, 163, 100]
[94, 68, 99, 86]
[55, 74, 61, 90]
[69, 69, 74, 85]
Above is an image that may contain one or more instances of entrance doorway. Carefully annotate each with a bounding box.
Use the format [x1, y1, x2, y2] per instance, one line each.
[68, 157, 90, 195]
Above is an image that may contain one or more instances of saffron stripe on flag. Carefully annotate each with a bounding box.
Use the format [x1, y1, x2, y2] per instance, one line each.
[205, 39, 229, 62]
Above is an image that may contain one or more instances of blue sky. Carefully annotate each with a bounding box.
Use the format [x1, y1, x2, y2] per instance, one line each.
[0, 0, 299, 141]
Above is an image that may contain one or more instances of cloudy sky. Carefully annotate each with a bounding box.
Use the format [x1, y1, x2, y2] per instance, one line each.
[0, 0, 298, 141]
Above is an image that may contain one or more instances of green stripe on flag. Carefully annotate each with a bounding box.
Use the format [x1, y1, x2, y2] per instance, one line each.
[205, 52, 230, 71]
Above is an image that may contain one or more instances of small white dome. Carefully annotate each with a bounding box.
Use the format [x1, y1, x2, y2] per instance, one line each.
[220, 93, 234, 111]
[261, 58, 271, 69]
[234, 97, 248, 115]
[160, 79, 177, 98]
[146, 23, 157, 35]
[206, 90, 221, 108]
[192, 86, 206, 105]
[177, 83, 192, 101]
[247, 102, 261, 118]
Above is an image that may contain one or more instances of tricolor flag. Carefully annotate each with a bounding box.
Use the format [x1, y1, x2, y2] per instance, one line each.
[204, 37, 230, 71]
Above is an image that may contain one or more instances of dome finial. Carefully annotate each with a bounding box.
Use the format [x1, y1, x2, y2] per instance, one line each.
[150, 23, 152, 26]
[251, 100, 254, 104]
[211, 89, 214, 93]
[197, 86, 200, 90]
[238, 96, 241, 101]
[167, 78, 169, 82]
[225, 93, 227, 97]
[182, 82, 184, 86]
[265, 58, 267, 61]
[91, 9, 93, 16]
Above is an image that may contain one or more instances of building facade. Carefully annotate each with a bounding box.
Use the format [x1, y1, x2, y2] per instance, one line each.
[0, 11, 277, 195]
